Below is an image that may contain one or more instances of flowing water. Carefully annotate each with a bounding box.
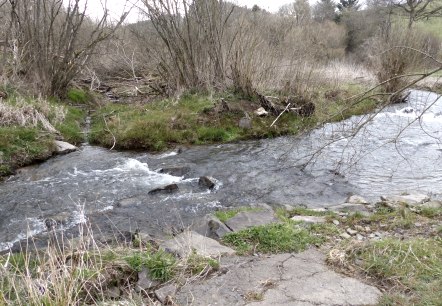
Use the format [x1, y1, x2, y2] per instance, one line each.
[1, 90, 441, 251]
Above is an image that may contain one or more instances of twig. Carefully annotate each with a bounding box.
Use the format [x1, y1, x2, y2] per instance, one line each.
[102, 115, 116, 150]
[270, 103, 291, 127]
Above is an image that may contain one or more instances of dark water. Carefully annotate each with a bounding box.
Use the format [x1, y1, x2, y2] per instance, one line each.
[1, 90, 441, 251]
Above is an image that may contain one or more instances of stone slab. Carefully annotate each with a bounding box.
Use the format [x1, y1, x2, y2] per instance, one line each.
[174, 249, 381, 306]
[160, 231, 235, 258]
[225, 210, 278, 232]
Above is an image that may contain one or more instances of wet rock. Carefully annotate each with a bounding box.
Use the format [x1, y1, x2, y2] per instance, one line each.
[198, 176, 215, 190]
[291, 215, 326, 224]
[193, 215, 232, 239]
[136, 268, 160, 292]
[254, 107, 268, 117]
[160, 231, 236, 258]
[380, 193, 430, 208]
[159, 165, 191, 177]
[155, 284, 178, 305]
[224, 210, 278, 232]
[148, 184, 179, 195]
[346, 195, 369, 205]
[54, 140, 77, 155]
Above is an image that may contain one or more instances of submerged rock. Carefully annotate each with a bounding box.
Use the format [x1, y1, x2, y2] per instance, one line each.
[148, 184, 179, 195]
[158, 165, 190, 177]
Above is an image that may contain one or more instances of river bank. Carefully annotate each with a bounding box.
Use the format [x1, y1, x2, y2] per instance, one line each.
[1, 194, 440, 305]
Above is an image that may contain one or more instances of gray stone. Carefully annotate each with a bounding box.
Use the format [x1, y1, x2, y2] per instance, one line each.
[332, 219, 340, 226]
[155, 284, 177, 304]
[291, 215, 326, 224]
[54, 140, 77, 155]
[159, 165, 191, 177]
[174, 249, 381, 306]
[136, 268, 160, 291]
[420, 201, 442, 209]
[160, 231, 235, 258]
[198, 176, 215, 190]
[346, 195, 369, 205]
[225, 210, 278, 232]
[148, 184, 179, 195]
[193, 215, 232, 239]
[340, 232, 351, 239]
[239, 117, 252, 129]
[356, 234, 365, 241]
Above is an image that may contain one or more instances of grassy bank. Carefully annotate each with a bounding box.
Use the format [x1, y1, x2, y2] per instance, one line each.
[90, 85, 378, 152]
[0, 92, 87, 177]
[1, 204, 439, 305]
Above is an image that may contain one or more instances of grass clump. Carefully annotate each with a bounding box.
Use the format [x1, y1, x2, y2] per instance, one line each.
[66, 88, 90, 104]
[55, 106, 86, 144]
[125, 250, 177, 282]
[214, 207, 263, 223]
[222, 222, 322, 255]
[352, 238, 442, 305]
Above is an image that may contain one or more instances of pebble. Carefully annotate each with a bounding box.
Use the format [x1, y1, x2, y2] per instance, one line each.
[368, 233, 376, 239]
[332, 220, 340, 226]
[414, 222, 422, 227]
[355, 225, 365, 232]
[365, 226, 371, 232]
[374, 231, 383, 238]
[340, 232, 351, 239]
[356, 234, 365, 241]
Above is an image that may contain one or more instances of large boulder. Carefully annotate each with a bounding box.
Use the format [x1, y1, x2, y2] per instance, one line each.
[199, 176, 216, 190]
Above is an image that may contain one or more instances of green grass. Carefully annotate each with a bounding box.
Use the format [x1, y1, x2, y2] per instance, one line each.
[353, 238, 442, 305]
[66, 88, 91, 104]
[55, 106, 86, 144]
[222, 222, 322, 255]
[276, 207, 336, 221]
[0, 127, 55, 176]
[125, 250, 176, 282]
[214, 207, 263, 223]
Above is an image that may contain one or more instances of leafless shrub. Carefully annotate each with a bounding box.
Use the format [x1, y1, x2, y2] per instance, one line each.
[0, 0, 127, 97]
[367, 26, 441, 97]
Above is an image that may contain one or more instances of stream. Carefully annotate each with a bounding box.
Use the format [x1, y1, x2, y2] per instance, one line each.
[1, 90, 441, 251]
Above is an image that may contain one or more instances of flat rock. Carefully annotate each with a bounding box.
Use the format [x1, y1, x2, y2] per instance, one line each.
[160, 231, 235, 258]
[346, 195, 369, 205]
[193, 215, 232, 239]
[174, 249, 381, 305]
[328, 203, 371, 213]
[225, 210, 278, 232]
[54, 140, 77, 155]
[380, 193, 430, 207]
[291, 215, 326, 224]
